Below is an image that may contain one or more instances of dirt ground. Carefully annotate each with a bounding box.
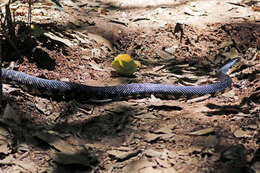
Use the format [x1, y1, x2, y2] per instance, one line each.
[0, 0, 259, 172]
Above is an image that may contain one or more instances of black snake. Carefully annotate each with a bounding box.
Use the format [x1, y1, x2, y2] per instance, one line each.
[2, 57, 240, 101]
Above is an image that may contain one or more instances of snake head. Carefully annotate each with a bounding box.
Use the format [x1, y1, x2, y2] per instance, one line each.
[218, 57, 241, 75]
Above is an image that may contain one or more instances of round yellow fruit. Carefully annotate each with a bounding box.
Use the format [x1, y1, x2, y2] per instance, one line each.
[112, 54, 140, 76]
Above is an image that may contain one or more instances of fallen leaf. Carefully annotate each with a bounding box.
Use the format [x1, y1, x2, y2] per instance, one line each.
[155, 158, 171, 168]
[147, 95, 182, 110]
[164, 45, 178, 55]
[122, 159, 156, 173]
[159, 133, 174, 140]
[34, 131, 76, 153]
[144, 149, 167, 158]
[71, 32, 91, 44]
[233, 128, 251, 138]
[17, 143, 30, 153]
[189, 127, 215, 136]
[3, 104, 22, 124]
[245, 124, 258, 130]
[34, 131, 96, 166]
[15, 160, 37, 172]
[107, 149, 141, 161]
[44, 32, 75, 47]
[186, 146, 204, 153]
[184, 7, 207, 16]
[187, 94, 211, 103]
[144, 133, 161, 142]
[222, 90, 236, 98]
[134, 112, 159, 120]
[144, 133, 174, 143]
[153, 125, 173, 134]
[0, 143, 11, 155]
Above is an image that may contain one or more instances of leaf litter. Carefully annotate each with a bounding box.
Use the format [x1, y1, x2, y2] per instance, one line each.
[0, 0, 259, 172]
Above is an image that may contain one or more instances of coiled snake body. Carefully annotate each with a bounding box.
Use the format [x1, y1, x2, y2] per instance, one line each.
[2, 58, 240, 101]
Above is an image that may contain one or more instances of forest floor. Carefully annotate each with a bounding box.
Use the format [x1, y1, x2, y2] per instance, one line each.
[0, 0, 259, 172]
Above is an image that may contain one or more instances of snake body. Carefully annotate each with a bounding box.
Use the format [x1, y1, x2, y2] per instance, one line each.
[2, 58, 240, 100]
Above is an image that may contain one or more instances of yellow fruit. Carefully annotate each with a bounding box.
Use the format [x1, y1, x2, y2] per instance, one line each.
[112, 54, 140, 76]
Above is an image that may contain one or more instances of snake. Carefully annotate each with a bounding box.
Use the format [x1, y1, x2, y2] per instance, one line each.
[2, 57, 240, 101]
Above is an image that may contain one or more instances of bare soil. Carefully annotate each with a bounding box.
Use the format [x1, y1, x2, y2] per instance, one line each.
[0, 0, 259, 172]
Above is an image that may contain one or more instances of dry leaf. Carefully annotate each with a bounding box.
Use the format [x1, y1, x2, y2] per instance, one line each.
[155, 158, 171, 168]
[233, 128, 251, 138]
[34, 131, 95, 166]
[3, 104, 22, 124]
[148, 95, 182, 110]
[184, 7, 207, 16]
[144, 133, 161, 142]
[189, 127, 215, 136]
[44, 32, 75, 47]
[153, 125, 173, 134]
[122, 159, 156, 173]
[107, 149, 140, 161]
[34, 131, 76, 153]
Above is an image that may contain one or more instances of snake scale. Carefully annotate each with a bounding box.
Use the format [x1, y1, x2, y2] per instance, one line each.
[2, 57, 240, 101]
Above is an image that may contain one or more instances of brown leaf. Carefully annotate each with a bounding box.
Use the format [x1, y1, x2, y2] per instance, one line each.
[144, 149, 167, 158]
[233, 128, 251, 138]
[34, 131, 96, 166]
[155, 157, 171, 168]
[144, 133, 161, 142]
[44, 32, 75, 47]
[107, 149, 141, 161]
[189, 127, 215, 136]
[0, 143, 11, 155]
[122, 159, 156, 173]
[34, 131, 76, 153]
[148, 95, 182, 110]
[153, 125, 173, 134]
[3, 104, 22, 124]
